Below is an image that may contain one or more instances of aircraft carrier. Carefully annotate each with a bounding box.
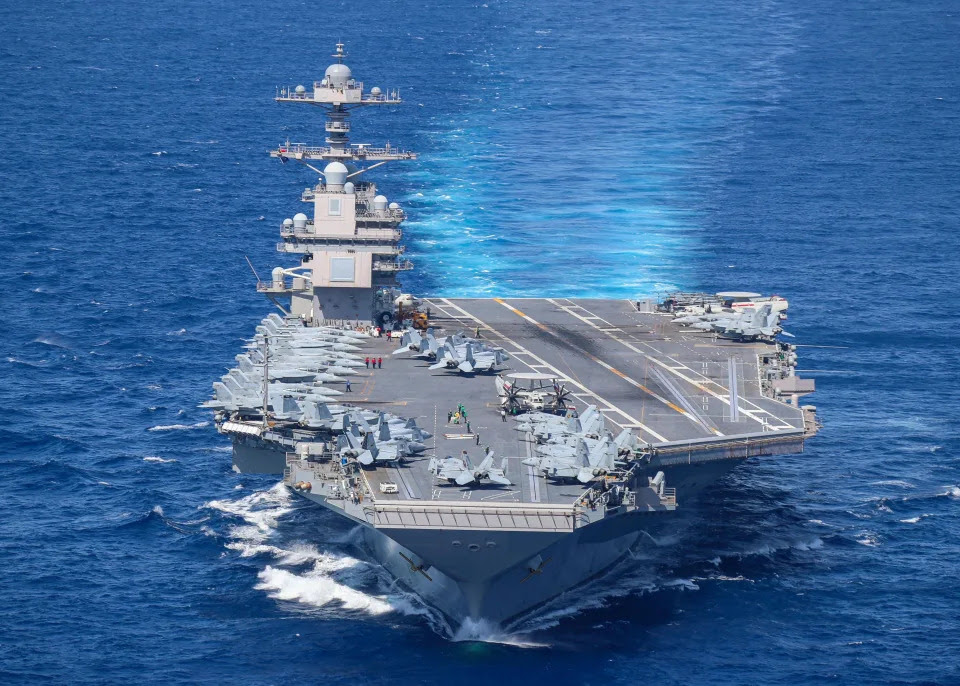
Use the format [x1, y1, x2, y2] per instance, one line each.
[205, 45, 819, 630]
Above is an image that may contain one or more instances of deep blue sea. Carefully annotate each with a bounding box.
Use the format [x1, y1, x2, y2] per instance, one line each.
[2, 0, 959, 683]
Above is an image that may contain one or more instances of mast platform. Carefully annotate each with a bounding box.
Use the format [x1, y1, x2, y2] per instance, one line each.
[272, 143, 417, 162]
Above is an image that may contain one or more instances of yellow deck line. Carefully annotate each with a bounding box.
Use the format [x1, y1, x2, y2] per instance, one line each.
[548, 298, 795, 432]
[432, 298, 669, 443]
[492, 298, 720, 436]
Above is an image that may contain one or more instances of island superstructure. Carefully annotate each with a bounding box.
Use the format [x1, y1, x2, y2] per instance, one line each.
[205, 45, 819, 631]
[260, 43, 415, 327]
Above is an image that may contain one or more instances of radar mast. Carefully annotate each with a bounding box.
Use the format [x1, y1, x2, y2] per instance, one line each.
[262, 45, 416, 328]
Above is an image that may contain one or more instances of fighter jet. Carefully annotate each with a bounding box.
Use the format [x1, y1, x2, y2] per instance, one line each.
[260, 313, 369, 340]
[343, 430, 427, 466]
[428, 339, 508, 374]
[523, 435, 618, 483]
[392, 329, 440, 359]
[719, 305, 794, 341]
[298, 401, 379, 430]
[373, 412, 433, 441]
[235, 354, 344, 383]
[394, 329, 508, 373]
[515, 405, 602, 439]
[677, 304, 789, 341]
[429, 451, 512, 486]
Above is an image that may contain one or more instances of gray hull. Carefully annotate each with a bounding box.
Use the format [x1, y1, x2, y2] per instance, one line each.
[296, 456, 743, 629]
[231, 436, 287, 474]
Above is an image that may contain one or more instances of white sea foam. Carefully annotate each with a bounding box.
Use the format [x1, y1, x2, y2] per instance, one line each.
[143, 456, 177, 463]
[452, 618, 549, 648]
[204, 482, 293, 543]
[941, 486, 960, 498]
[735, 537, 823, 558]
[899, 516, 924, 524]
[855, 533, 880, 547]
[208, 484, 436, 626]
[870, 480, 916, 489]
[152, 505, 164, 516]
[148, 421, 209, 431]
[255, 558, 396, 615]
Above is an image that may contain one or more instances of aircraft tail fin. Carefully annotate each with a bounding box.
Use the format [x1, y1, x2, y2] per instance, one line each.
[213, 382, 233, 402]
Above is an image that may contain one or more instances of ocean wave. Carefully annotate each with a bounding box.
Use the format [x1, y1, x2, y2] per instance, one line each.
[31, 334, 71, 349]
[255, 558, 399, 615]
[143, 456, 178, 463]
[147, 421, 209, 432]
[869, 480, 916, 489]
[727, 536, 824, 559]
[209, 485, 434, 625]
[204, 482, 294, 542]
[451, 618, 550, 647]
[6, 357, 46, 367]
[899, 515, 928, 524]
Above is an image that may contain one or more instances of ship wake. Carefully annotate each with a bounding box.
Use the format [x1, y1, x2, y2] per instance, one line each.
[205, 483, 441, 628]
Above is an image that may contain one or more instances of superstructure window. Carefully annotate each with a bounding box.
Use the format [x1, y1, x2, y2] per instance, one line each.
[328, 198, 342, 216]
[330, 256, 355, 282]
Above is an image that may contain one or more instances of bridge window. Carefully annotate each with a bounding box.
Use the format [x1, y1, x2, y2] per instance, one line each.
[328, 198, 342, 216]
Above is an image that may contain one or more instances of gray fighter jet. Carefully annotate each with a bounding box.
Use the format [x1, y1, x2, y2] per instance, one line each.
[339, 427, 427, 466]
[523, 434, 618, 483]
[428, 451, 512, 486]
[677, 304, 790, 341]
[428, 339, 508, 374]
[719, 305, 794, 341]
[394, 329, 509, 373]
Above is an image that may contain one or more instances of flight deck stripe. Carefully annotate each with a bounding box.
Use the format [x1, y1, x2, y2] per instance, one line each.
[430, 298, 668, 442]
[549, 299, 795, 432]
[493, 298, 714, 436]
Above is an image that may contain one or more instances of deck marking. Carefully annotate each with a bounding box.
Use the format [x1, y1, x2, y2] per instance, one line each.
[495, 298, 707, 436]
[392, 465, 419, 500]
[428, 298, 667, 442]
[549, 299, 796, 432]
[728, 358, 741, 423]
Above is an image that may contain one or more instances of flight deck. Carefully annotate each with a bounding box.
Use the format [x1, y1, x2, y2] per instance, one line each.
[318, 296, 810, 508]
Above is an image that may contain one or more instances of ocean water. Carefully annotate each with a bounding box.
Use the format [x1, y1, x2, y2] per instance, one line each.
[1, 0, 959, 683]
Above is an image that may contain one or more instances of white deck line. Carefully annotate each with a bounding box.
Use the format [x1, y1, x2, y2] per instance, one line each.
[429, 298, 668, 443]
[548, 298, 795, 431]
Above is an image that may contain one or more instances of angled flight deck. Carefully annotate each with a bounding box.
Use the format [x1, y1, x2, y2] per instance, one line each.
[424, 297, 806, 440]
[316, 296, 810, 509]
